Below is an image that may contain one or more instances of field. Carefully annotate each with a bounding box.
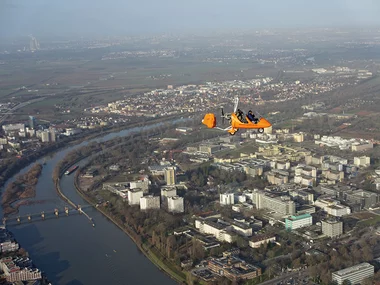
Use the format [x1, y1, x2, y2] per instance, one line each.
[0, 49, 279, 122]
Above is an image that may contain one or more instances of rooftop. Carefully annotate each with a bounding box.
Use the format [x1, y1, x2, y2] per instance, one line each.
[287, 214, 311, 221]
[332, 263, 373, 277]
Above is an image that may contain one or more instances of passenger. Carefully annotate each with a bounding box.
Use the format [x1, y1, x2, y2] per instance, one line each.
[247, 110, 258, 124]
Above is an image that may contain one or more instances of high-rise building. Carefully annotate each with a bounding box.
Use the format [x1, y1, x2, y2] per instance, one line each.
[128, 188, 143, 205]
[29, 36, 40, 51]
[220, 193, 235, 205]
[322, 219, 343, 238]
[140, 195, 160, 210]
[49, 128, 56, 142]
[167, 196, 184, 213]
[332, 263, 374, 285]
[161, 186, 177, 201]
[29, 116, 36, 130]
[164, 167, 176, 185]
[41, 131, 50, 143]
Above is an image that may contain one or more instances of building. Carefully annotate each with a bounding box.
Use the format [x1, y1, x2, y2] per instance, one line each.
[49, 128, 56, 142]
[354, 156, 370, 167]
[41, 131, 50, 143]
[230, 221, 253, 237]
[128, 188, 143, 205]
[161, 186, 177, 201]
[220, 193, 234, 206]
[198, 144, 221, 155]
[249, 235, 276, 248]
[164, 167, 176, 185]
[103, 182, 129, 199]
[0, 257, 42, 282]
[140, 195, 160, 210]
[167, 196, 184, 213]
[322, 219, 343, 238]
[351, 141, 373, 152]
[285, 214, 312, 230]
[130, 175, 150, 193]
[29, 116, 36, 129]
[315, 199, 351, 217]
[207, 256, 262, 282]
[2, 123, 25, 135]
[195, 219, 236, 243]
[253, 190, 296, 215]
[332, 263, 374, 285]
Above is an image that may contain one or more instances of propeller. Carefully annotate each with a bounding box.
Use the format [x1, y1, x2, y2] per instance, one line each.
[220, 106, 231, 125]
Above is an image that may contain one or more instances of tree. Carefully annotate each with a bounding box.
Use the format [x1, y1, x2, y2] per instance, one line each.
[265, 263, 277, 278]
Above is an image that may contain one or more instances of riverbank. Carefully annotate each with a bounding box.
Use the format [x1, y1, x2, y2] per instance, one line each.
[2, 163, 43, 216]
[0, 112, 190, 190]
[72, 172, 187, 284]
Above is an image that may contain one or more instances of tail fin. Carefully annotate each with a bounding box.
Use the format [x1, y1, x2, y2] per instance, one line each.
[202, 113, 216, 128]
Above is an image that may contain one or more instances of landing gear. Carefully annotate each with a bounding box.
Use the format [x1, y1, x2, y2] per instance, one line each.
[258, 128, 264, 133]
[228, 128, 238, 136]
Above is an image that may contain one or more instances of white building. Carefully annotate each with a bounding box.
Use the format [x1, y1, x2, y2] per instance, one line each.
[332, 263, 374, 285]
[167, 196, 184, 213]
[130, 175, 150, 193]
[230, 222, 252, 237]
[314, 199, 351, 217]
[161, 186, 177, 200]
[252, 190, 296, 215]
[354, 156, 370, 167]
[128, 188, 143, 205]
[220, 193, 234, 206]
[2, 123, 25, 135]
[249, 235, 276, 248]
[195, 219, 237, 243]
[140, 195, 160, 210]
[41, 131, 50, 143]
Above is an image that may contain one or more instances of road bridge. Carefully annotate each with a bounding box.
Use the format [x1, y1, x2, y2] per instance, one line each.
[2, 204, 94, 227]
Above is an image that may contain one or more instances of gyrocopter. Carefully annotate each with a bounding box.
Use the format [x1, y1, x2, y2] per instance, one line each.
[202, 97, 272, 135]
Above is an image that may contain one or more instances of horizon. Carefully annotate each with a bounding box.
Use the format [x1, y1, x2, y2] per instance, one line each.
[2, 0, 380, 38]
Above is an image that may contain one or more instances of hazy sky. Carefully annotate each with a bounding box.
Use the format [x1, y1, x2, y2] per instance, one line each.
[1, 0, 380, 38]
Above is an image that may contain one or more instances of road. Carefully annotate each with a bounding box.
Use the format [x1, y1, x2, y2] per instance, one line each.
[0, 97, 45, 123]
[260, 269, 309, 285]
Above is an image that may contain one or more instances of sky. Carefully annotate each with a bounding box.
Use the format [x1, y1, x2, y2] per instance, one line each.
[1, 0, 380, 38]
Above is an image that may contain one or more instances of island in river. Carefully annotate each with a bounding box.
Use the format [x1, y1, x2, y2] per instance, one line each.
[1, 163, 43, 216]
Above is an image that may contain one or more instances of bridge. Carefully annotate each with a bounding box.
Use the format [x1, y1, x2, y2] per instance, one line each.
[2, 204, 95, 227]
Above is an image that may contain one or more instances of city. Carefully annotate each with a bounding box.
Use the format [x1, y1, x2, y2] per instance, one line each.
[1, 1, 380, 285]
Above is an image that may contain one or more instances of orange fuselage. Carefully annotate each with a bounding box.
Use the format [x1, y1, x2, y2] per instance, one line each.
[230, 113, 271, 129]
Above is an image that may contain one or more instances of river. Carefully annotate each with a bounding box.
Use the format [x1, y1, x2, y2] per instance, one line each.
[1, 122, 184, 285]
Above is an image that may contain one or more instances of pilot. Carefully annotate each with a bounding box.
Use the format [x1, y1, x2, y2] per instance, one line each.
[247, 110, 258, 124]
[236, 109, 247, 123]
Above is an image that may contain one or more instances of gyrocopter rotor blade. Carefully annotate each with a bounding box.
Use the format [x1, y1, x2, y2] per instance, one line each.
[233, 97, 239, 113]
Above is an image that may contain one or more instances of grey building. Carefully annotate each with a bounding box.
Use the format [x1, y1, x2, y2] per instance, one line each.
[321, 219, 343, 238]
